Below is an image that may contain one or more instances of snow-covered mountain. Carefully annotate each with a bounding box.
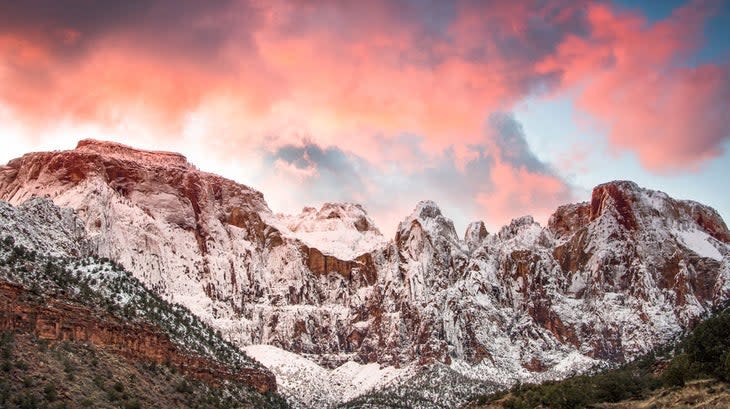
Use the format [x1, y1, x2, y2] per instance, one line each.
[1, 140, 728, 408]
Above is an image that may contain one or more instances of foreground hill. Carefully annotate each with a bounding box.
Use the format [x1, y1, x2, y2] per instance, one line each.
[472, 379, 730, 409]
[1, 140, 729, 407]
[0, 332, 285, 409]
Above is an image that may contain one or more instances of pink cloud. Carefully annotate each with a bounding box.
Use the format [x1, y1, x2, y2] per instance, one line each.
[476, 159, 571, 227]
[538, 1, 730, 171]
[0, 1, 586, 163]
[0, 0, 727, 231]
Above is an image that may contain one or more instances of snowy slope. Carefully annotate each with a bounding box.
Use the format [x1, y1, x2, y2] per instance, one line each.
[244, 344, 409, 408]
[0, 198, 269, 373]
[673, 228, 724, 261]
[0, 198, 90, 258]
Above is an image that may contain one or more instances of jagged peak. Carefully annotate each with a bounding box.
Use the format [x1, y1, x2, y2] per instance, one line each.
[510, 215, 536, 227]
[465, 220, 487, 235]
[412, 200, 442, 219]
[464, 221, 488, 248]
[283, 201, 381, 234]
[319, 202, 368, 216]
[497, 215, 542, 241]
[589, 180, 650, 230]
[75, 139, 191, 168]
[397, 200, 457, 243]
[589, 180, 680, 215]
[273, 201, 386, 260]
[583, 180, 730, 245]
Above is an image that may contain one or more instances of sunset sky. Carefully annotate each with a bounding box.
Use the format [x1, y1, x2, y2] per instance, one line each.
[1, 0, 729, 237]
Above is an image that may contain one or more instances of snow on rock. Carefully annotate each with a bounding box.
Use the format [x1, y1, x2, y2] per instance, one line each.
[0, 197, 90, 258]
[244, 344, 409, 408]
[397, 200, 459, 243]
[464, 221, 488, 251]
[674, 228, 724, 261]
[493, 215, 549, 250]
[273, 202, 388, 260]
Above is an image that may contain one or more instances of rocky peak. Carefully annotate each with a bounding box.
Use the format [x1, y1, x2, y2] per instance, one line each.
[589, 180, 643, 230]
[1, 140, 269, 214]
[682, 200, 730, 243]
[413, 200, 442, 219]
[497, 215, 539, 240]
[276, 202, 386, 260]
[464, 221, 488, 249]
[396, 200, 458, 244]
[286, 202, 380, 235]
[588, 181, 730, 246]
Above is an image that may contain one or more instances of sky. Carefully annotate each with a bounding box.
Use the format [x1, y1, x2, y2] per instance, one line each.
[0, 0, 729, 238]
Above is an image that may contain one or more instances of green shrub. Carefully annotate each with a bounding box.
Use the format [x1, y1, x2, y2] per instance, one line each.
[663, 353, 692, 387]
[685, 311, 730, 380]
[113, 381, 125, 393]
[14, 392, 40, 409]
[176, 380, 193, 394]
[44, 382, 58, 402]
[124, 399, 142, 409]
[107, 389, 122, 402]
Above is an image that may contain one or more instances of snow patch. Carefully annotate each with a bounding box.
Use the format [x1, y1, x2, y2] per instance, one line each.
[674, 228, 723, 261]
[244, 344, 409, 408]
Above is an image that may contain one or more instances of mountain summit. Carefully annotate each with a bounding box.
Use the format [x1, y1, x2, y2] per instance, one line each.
[1, 140, 728, 408]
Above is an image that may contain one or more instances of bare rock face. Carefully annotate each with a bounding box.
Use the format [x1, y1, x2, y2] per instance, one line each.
[589, 181, 640, 230]
[465, 221, 488, 251]
[1, 140, 729, 400]
[548, 202, 590, 239]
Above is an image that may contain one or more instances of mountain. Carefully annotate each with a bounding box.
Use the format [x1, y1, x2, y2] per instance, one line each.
[1, 140, 728, 408]
[0, 197, 286, 407]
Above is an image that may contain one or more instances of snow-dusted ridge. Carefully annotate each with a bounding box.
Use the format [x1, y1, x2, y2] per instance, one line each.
[268, 202, 389, 260]
[1, 142, 729, 408]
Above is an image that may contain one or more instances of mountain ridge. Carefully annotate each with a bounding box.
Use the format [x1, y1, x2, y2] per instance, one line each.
[1, 139, 728, 408]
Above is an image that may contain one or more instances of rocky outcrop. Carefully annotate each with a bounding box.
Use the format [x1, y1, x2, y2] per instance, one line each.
[304, 246, 377, 284]
[589, 181, 639, 230]
[465, 221, 488, 251]
[0, 281, 277, 394]
[548, 202, 590, 239]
